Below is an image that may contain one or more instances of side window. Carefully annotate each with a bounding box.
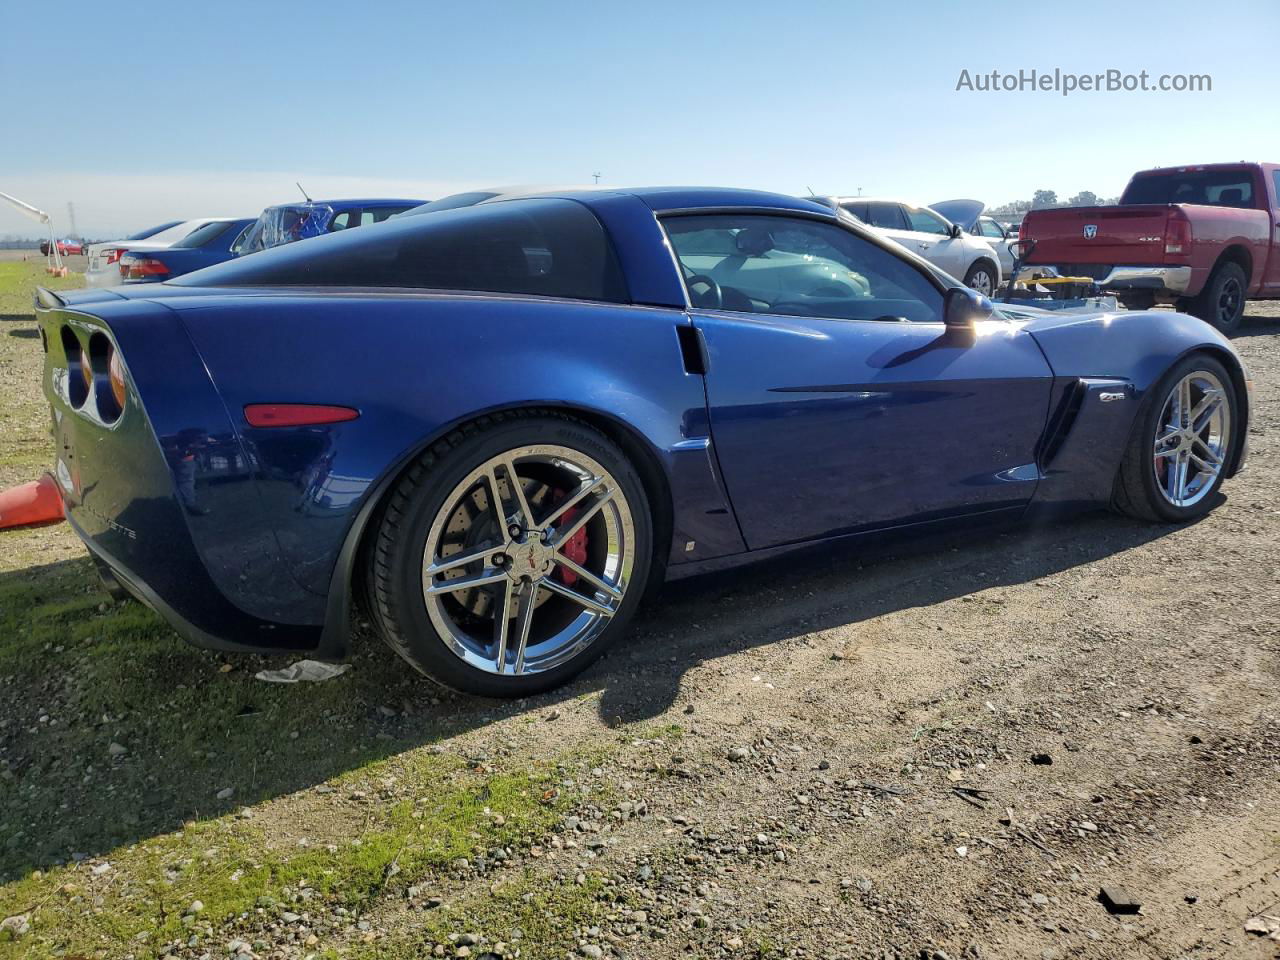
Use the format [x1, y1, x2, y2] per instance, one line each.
[329, 211, 353, 231]
[979, 219, 1005, 239]
[1274, 171, 1280, 208]
[663, 214, 943, 324]
[840, 201, 870, 222]
[864, 202, 909, 230]
[905, 206, 950, 235]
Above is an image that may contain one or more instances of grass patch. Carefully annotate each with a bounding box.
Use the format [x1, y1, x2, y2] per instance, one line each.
[350, 870, 615, 960]
[0, 260, 84, 320]
[1, 752, 577, 959]
[0, 258, 85, 490]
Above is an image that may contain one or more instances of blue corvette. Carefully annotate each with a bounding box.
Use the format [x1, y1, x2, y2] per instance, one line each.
[35, 188, 1250, 696]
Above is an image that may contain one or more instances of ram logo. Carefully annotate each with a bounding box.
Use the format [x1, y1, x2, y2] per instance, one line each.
[1083, 224, 1098, 239]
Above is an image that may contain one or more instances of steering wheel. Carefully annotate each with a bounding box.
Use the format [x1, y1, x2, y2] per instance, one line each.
[685, 274, 723, 310]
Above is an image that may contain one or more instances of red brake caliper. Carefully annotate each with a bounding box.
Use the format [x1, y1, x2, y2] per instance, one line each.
[552, 494, 589, 586]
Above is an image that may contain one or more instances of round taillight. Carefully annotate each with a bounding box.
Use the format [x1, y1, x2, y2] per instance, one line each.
[80, 348, 94, 395]
[108, 347, 127, 409]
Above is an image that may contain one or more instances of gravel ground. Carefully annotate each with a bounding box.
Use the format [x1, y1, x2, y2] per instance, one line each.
[210, 301, 1280, 959]
[1, 290, 1277, 959]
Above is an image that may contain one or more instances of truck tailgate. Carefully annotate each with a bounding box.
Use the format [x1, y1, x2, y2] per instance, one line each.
[1022, 205, 1173, 270]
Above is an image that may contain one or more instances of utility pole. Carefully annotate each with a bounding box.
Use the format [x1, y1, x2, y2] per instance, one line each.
[67, 202, 79, 240]
[592, 172, 602, 185]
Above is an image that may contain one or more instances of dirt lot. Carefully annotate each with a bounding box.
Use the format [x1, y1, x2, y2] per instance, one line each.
[0, 260, 1277, 960]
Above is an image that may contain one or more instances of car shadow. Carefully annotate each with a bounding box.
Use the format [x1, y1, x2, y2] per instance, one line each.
[0, 502, 1204, 880]
[1231, 307, 1280, 338]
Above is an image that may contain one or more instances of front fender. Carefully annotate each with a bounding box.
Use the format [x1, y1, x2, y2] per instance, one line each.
[1022, 308, 1250, 505]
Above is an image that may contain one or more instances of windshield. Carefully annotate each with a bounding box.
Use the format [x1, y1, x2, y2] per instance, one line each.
[125, 220, 183, 241]
[1122, 170, 1257, 208]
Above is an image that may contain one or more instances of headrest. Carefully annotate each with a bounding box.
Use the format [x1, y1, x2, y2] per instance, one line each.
[735, 226, 775, 256]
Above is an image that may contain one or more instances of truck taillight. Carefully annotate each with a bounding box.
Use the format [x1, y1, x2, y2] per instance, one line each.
[1164, 215, 1192, 257]
[122, 257, 170, 280]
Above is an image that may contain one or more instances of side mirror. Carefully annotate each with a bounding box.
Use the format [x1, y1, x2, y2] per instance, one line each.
[944, 286, 993, 327]
[948, 223, 963, 239]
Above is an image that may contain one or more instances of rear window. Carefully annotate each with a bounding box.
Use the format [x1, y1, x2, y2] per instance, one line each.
[174, 198, 630, 303]
[1122, 170, 1257, 208]
[125, 220, 183, 241]
[171, 221, 234, 249]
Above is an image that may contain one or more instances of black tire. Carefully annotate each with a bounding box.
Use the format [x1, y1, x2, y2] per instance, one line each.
[963, 261, 998, 298]
[365, 411, 654, 697]
[1113, 352, 1238, 524]
[1188, 261, 1247, 332]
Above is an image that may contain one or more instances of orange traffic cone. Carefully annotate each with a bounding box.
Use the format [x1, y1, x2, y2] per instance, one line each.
[0, 473, 65, 530]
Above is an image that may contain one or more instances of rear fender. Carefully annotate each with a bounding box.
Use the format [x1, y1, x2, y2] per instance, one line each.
[35, 297, 325, 642]
[169, 294, 744, 600]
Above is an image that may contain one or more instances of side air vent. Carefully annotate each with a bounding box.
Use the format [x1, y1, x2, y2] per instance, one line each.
[675, 325, 708, 375]
[1038, 379, 1087, 468]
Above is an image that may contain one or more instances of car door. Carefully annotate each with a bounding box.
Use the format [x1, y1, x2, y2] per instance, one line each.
[978, 217, 1015, 275]
[1268, 170, 1280, 293]
[901, 205, 970, 278]
[663, 212, 1054, 550]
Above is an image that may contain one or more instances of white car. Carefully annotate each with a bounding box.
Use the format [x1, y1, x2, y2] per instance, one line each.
[931, 199, 1019, 277]
[815, 196, 1003, 296]
[85, 219, 236, 287]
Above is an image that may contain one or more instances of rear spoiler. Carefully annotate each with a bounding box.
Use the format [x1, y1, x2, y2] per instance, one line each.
[34, 286, 66, 310]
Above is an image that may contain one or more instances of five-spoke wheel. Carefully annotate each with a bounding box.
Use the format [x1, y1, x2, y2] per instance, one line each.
[1114, 353, 1238, 523]
[1152, 370, 1231, 509]
[421, 445, 634, 676]
[366, 415, 652, 695]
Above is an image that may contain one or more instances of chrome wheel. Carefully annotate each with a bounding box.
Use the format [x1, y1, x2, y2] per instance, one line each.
[1152, 370, 1231, 508]
[421, 444, 635, 676]
[969, 268, 994, 296]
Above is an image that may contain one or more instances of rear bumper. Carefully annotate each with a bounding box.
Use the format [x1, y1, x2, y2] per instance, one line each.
[1024, 264, 1194, 297]
[1096, 265, 1192, 295]
[84, 267, 122, 288]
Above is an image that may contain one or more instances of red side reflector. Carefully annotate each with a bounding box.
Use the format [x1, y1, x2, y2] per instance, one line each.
[243, 403, 360, 428]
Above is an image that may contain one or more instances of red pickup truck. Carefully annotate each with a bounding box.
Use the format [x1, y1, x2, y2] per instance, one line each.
[1019, 162, 1280, 330]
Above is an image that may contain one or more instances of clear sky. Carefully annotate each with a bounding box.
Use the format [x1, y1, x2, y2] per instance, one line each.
[2, 0, 1277, 236]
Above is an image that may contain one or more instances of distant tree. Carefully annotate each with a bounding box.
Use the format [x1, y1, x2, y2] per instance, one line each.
[1031, 189, 1059, 209]
[1066, 190, 1099, 207]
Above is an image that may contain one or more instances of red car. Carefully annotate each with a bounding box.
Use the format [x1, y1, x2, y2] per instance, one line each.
[1019, 162, 1280, 330]
[39, 238, 85, 257]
